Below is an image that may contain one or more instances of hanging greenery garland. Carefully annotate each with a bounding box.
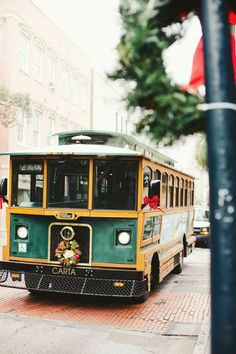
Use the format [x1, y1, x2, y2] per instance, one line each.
[109, 0, 235, 145]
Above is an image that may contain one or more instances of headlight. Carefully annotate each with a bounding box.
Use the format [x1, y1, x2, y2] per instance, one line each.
[117, 231, 131, 245]
[201, 227, 208, 232]
[60, 226, 75, 241]
[17, 226, 28, 239]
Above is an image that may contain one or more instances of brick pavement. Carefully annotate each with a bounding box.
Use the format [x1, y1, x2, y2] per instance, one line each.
[0, 249, 210, 335]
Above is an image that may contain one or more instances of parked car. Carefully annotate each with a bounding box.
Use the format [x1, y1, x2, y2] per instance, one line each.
[193, 207, 210, 247]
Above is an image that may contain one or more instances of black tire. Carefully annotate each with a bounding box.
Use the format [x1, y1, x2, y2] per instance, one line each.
[183, 236, 188, 257]
[151, 254, 159, 290]
[173, 254, 183, 274]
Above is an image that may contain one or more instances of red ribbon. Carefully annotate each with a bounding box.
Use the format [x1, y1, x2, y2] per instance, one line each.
[0, 197, 3, 209]
[143, 196, 165, 212]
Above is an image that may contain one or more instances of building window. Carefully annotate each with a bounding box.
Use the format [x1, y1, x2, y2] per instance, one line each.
[17, 109, 27, 145]
[48, 57, 56, 90]
[20, 33, 30, 73]
[47, 117, 55, 145]
[72, 76, 79, 105]
[61, 68, 69, 99]
[81, 82, 88, 111]
[33, 110, 42, 147]
[34, 45, 44, 82]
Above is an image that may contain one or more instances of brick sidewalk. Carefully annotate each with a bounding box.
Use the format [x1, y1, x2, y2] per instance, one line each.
[0, 249, 210, 335]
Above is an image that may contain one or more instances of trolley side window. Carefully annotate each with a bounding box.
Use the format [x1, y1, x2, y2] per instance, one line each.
[11, 160, 43, 207]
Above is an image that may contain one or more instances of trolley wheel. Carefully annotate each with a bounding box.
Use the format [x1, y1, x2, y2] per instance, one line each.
[151, 254, 159, 290]
[173, 254, 184, 274]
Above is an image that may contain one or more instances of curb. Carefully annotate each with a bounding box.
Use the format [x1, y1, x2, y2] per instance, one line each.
[193, 317, 211, 354]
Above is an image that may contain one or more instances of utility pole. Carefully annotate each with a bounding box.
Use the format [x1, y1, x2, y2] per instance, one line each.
[201, 1, 236, 353]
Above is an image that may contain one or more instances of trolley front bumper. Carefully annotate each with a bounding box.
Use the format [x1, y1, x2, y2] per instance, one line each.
[0, 261, 147, 298]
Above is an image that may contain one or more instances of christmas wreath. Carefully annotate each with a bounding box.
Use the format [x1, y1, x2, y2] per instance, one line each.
[55, 240, 82, 266]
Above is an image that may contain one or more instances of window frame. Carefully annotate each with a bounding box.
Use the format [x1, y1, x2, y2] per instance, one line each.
[16, 109, 27, 146]
[19, 32, 30, 73]
[33, 110, 42, 147]
[11, 160, 44, 208]
[61, 67, 69, 99]
[34, 45, 44, 82]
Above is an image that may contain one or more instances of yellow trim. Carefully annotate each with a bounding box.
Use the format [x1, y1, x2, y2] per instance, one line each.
[9, 257, 49, 263]
[2, 208, 10, 261]
[141, 241, 162, 257]
[141, 237, 153, 248]
[143, 210, 164, 217]
[3, 162, 12, 261]
[152, 235, 161, 243]
[91, 262, 136, 269]
[88, 159, 93, 210]
[9, 207, 45, 215]
[137, 159, 143, 211]
[8, 159, 13, 206]
[46, 209, 89, 219]
[89, 210, 138, 218]
[140, 234, 161, 249]
[43, 159, 47, 208]
[136, 213, 145, 271]
[159, 243, 183, 266]
[141, 237, 182, 258]
[7, 208, 138, 219]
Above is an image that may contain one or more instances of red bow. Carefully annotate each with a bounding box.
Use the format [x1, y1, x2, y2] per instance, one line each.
[143, 196, 164, 212]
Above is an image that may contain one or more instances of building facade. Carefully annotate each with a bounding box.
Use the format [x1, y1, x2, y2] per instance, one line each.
[0, 0, 127, 178]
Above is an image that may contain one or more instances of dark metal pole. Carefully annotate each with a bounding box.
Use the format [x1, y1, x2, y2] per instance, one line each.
[201, 1, 236, 353]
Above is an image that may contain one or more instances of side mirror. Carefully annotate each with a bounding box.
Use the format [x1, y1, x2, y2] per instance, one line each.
[205, 210, 210, 219]
[0, 178, 8, 196]
[149, 179, 160, 198]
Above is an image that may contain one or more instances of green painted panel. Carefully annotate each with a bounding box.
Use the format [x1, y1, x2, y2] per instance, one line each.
[80, 218, 137, 264]
[10, 214, 53, 259]
[10, 214, 137, 264]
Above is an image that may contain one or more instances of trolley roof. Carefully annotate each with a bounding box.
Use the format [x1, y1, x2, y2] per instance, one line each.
[55, 130, 176, 166]
[0, 143, 141, 157]
[0, 130, 194, 178]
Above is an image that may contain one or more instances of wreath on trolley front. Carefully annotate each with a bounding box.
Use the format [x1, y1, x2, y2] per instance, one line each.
[55, 240, 82, 266]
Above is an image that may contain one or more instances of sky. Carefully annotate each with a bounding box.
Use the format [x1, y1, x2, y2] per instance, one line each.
[33, 0, 202, 84]
[31, 0, 208, 194]
[32, 0, 121, 74]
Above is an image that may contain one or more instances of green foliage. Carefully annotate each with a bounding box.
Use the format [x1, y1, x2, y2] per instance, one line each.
[109, 0, 205, 144]
[0, 86, 32, 127]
